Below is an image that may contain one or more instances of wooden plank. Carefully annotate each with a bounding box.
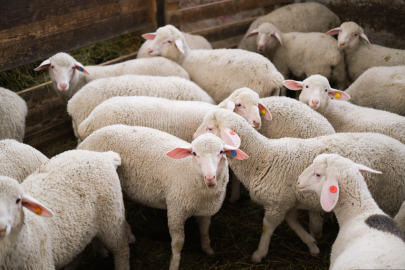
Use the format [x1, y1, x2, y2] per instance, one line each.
[210, 35, 244, 49]
[190, 17, 257, 42]
[165, 0, 292, 25]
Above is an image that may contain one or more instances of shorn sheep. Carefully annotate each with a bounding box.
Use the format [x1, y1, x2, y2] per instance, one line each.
[78, 125, 248, 270]
[284, 75, 405, 145]
[0, 139, 48, 183]
[138, 32, 212, 58]
[298, 154, 405, 270]
[0, 150, 132, 270]
[34, 52, 190, 104]
[67, 74, 216, 141]
[245, 23, 346, 91]
[77, 87, 271, 141]
[194, 109, 405, 262]
[0, 87, 28, 142]
[344, 66, 405, 116]
[144, 25, 284, 103]
[326, 21, 405, 83]
[238, 2, 340, 53]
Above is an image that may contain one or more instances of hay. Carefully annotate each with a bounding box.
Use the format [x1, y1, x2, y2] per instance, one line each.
[0, 33, 144, 92]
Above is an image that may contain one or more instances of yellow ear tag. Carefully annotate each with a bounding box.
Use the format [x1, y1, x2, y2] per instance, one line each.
[34, 206, 42, 215]
[261, 109, 266, 115]
[335, 93, 341, 99]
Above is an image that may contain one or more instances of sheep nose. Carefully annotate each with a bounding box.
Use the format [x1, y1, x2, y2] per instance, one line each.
[147, 48, 153, 55]
[312, 100, 319, 107]
[205, 175, 216, 181]
[59, 83, 67, 91]
[0, 226, 7, 238]
[257, 45, 264, 52]
[338, 42, 345, 48]
[253, 121, 261, 129]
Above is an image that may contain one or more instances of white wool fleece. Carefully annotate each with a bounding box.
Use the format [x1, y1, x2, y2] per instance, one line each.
[67, 74, 215, 142]
[298, 154, 405, 270]
[0, 87, 27, 142]
[238, 2, 340, 53]
[285, 75, 405, 145]
[78, 87, 272, 141]
[78, 125, 247, 270]
[194, 109, 405, 263]
[0, 139, 48, 183]
[326, 21, 405, 83]
[146, 25, 284, 103]
[0, 150, 131, 270]
[345, 66, 405, 116]
[35, 52, 190, 105]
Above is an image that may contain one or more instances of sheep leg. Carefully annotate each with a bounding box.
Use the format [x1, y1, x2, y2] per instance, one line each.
[92, 237, 109, 258]
[196, 216, 215, 255]
[228, 169, 240, 204]
[251, 209, 284, 263]
[285, 208, 319, 256]
[308, 211, 323, 240]
[168, 212, 187, 270]
[64, 250, 84, 270]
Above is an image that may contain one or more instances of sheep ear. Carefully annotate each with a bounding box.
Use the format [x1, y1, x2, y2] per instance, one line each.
[226, 100, 236, 111]
[258, 102, 272, 120]
[360, 33, 370, 44]
[175, 39, 185, 54]
[166, 146, 193, 159]
[274, 32, 283, 46]
[329, 88, 350, 101]
[34, 59, 51, 71]
[74, 61, 89, 75]
[22, 194, 54, 218]
[283, 80, 304, 90]
[220, 127, 241, 148]
[142, 33, 156, 40]
[353, 163, 381, 174]
[320, 175, 339, 212]
[246, 29, 259, 38]
[325, 27, 341, 36]
[223, 145, 248, 160]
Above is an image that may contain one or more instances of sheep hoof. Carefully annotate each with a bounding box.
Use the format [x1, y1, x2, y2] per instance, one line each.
[203, 247, 215, 255]
[310, 246, 320, 257]
[251, 251, 264, 263]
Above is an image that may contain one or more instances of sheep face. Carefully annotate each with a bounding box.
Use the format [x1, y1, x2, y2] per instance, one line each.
[167, 134, 247, 189]
[246, 23, 282, 54]
[143, 26, 186, 60]
[326, 22, 370, 51]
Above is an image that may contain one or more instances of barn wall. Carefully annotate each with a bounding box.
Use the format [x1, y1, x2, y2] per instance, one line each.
[303, 0, 405, 49]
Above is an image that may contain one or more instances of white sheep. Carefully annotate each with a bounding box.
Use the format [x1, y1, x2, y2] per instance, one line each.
[145, 25, 284, 103]
[238, 2, 340, 54]
[0, 139, 48, 183]
[194, 109, 405, 262]
[394, 201, 405, 232]
[0, 150, 132, 270]
[34, 52, 190, 104]
[0, 87, 28, 142]
[344, 66, 405, 116]
[138, 32, 212, 58]
[77, 87, 271, 141]
[298, 154, 405, 270]
[77, 125, 248, 270]
[67, 74, 216, 141]
[326, 21, 405, 83]
[284, 75, 405, 145]
[245, 23, 346, 91]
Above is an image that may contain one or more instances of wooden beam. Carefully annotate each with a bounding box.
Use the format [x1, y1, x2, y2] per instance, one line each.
[165, 0, 292, 25]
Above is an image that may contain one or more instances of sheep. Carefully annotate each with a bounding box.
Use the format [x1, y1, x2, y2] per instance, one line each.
[0, 139, 48, 183]
[144, 25, 284, 103]
[245, 23, 346, 92]
[138, 32, 212, 58]
[238, 2, 340, 54]
[34, 52, 190, 105]
[0, 150, 132, 270]
[0, 87, 28, 142]
[77, 87, 271, 141]
[193, 109, 405, 262]
[297, 154, 405, 270]
[344, 66, 405, 116]
[284, 75, 405, 145]
[77, 125, 248, 270]
[326, 21, 405, 83]
[394, 201, 405, 232]
[67, 74, 216, 141]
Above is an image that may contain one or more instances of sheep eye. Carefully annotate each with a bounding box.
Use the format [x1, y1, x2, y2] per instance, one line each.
[207, 127, 213, 131]
[168, 40, 172, 43]
[192, 152, 196, 156]
[306, 85, 309, 88]
[325, 89, 328, 92]
[16, 198, 21, 204]
[354, 34, 358, 36]
[315, 173, 321, 177]
[236, 103, 242, 107]
[51, 66, 54, 68]
[72, 66, 75, 69]
[220, 150, 224, 154]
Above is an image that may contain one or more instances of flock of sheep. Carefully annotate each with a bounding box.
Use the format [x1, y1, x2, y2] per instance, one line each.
[1, 2, 405, 269]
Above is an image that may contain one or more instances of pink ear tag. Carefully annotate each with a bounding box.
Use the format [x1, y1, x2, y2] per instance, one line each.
[229, 130, 236, 135]
[329, 185, 337, 193]
[335, 93, 341, 99]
